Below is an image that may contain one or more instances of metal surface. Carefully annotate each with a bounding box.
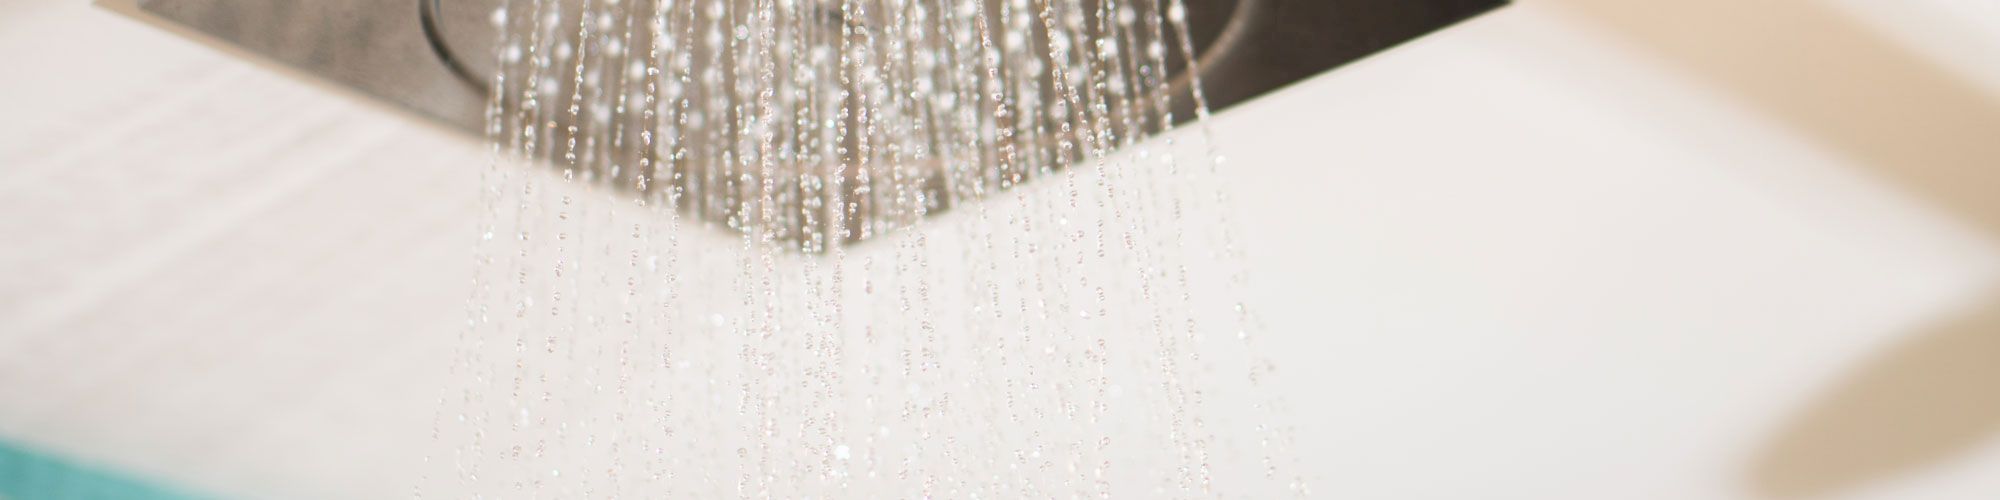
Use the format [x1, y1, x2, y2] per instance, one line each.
[104, 0, 1506, 135]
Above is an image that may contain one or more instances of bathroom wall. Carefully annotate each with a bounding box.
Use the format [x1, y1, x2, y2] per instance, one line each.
[1, 1, 1996, 498]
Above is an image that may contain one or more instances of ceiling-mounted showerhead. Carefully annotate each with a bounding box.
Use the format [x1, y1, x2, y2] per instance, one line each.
[101, 0, 1504, 136]
[100, 0, 1505, 249]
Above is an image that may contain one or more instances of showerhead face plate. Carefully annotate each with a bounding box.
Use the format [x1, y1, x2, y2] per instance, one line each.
[103, 0, 1504, 247]
[103, 0, 1504, 135]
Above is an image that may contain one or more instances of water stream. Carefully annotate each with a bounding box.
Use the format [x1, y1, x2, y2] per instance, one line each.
[428, 0, 1303, 497]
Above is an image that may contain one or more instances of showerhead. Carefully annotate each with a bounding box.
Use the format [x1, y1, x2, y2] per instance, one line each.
[101, 0, 1505, 248]
[103, 0, 1504, 132]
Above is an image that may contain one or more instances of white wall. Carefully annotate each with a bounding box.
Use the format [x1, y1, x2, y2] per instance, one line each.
[1, 1, 1996, 499]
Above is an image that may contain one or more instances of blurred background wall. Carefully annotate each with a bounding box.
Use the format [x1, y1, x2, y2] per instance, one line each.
[1, 0, 1996, 498]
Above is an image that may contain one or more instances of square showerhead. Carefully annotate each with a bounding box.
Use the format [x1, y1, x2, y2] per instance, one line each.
[101, 0, 1505, 135]
[101, 0, 1505, 249]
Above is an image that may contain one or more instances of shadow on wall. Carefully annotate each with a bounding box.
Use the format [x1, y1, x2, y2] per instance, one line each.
[1545, 0, 2000, 231]
[1748, 290, 2000, 498]
[1540, 0, 2000, 498]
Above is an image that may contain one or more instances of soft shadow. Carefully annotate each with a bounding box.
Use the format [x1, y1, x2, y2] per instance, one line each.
[1537, 0, 2000, 497]
[1543, 0, 2000, 233]
[1748, 291, 2000, 498]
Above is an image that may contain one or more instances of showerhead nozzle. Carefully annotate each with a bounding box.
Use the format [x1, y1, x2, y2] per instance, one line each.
[104, 0, 1504, 136]
[102, 0, 1505, 248]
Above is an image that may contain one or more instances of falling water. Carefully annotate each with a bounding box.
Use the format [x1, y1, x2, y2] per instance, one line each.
[428, 0, 1305, 497]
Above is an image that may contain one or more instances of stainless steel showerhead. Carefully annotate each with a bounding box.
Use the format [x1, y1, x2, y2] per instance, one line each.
[100, 0, 1504, 248]
[101, 0, 1504, 135]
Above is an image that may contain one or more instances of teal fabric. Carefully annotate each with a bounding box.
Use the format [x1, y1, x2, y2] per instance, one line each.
[0, 441, 214, 500]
